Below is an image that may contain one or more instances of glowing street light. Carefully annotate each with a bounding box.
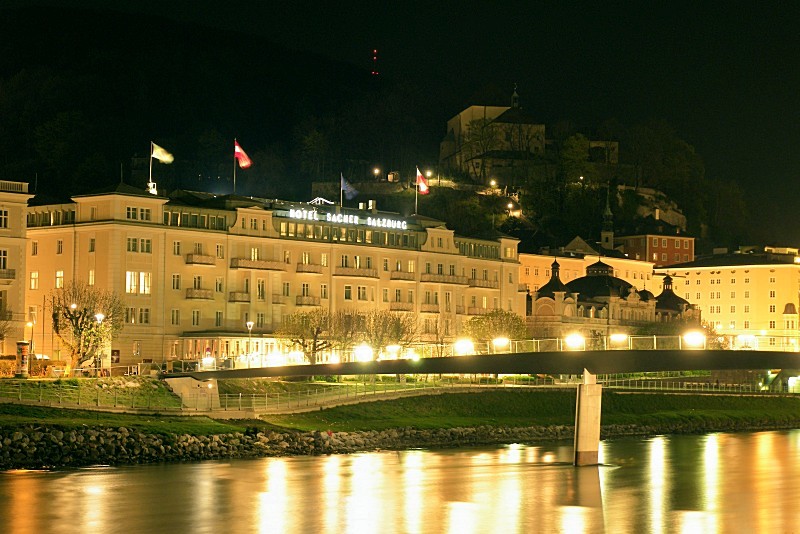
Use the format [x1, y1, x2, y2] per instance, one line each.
[95, 313, 105, 375]
[246, 321, 255, 365]
[564, 333, 586, 350]
[354, 343, 374, 362]
[682, 330, 706, 349]
[373, 167, 380, 178]
[492, 337, 510, 353]
[490, 179, 497, 188]
[454, 338, 474, 356]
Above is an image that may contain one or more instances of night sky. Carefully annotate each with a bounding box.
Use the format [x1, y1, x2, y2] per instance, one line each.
[4, 1, 800, 243]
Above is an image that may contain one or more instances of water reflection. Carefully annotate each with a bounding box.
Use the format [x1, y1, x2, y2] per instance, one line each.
[0, 430, 798, 533]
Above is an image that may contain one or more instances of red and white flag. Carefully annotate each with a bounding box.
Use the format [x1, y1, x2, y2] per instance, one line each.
[234, 140, 252, 169]
[416, 167, 429, 194]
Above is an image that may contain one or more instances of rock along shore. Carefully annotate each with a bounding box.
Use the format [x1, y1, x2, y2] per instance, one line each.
[0, 419, 797, 470]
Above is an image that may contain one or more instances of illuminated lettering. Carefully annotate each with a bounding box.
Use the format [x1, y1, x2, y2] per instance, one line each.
[288, 208, 319, 221]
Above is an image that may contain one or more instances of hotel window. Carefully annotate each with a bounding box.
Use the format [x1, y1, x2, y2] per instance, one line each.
[126, 271, 138, 294]
[341, 255, 349, 268]
[744, 278, 750, 284]
[90, 207, 97, 220]
[173, 241, 181, 255]
[216, 244, 224, 259]
[661, 239, 667, 247]
[140, 272, 152, 294]
[383, 258, 389, 271]
[89, 238, 95, 252]
[250, 247, 260, 260]
[770, 305, 776, 313]
[652, 237, 658, 247]
[57, 240, 63, 254]
[437, 264, 444, 275]
[216, 277, 223, 292]
[55, 270, 64, 289]
[731, 278, 735, 284]
[394, 289, 401, 302]
[321, 284, 328, 299]
[284, 250, 291, 264]
[301, 283, 310, 297]
[125, 307, 136, 323]
[243, 279, 250, 294]
[357, 286, 367, 300]
[88, 269, 95, 286]
[215, 311, 223, 327]
[139, 208, 151, 221]
[770, 277, 776, 283]
[407, 260, 415, 273]
[769, 320, 776, 329]
[140, 239, 152, 253]
[257, 313, 265, 328]
[193, 242, 203, 255]
[251, 218, 258, 230]
[257, 279, 266, 300]
[408, 289, 414, 303]
[31, 241, 38, 256]
[126, 207, 137, 220]
[344, 285, 352, 300]
[192, 310, 200, 326]
[171, 309, 180, 325]
[744, 320, 750, 329]
[382, 288, 389, 302]
[731, 306, 736, 313]
[450, 264, 456, 276]
[30, 271, 39, 290]
[127, 238, 138, 252]
[193, 275, 202, 290]
[744, 291, 750, 298]
[683, 240, 689, 249]
[138, 308, 150, 324]
[282, 282, 290, 297]
[321, 253, 328, 267]
[172, 274, 181, 290]
[770, 290, 776, 298]
[744, 305, 750, 313]
[301, 251, 311, 265]
[696, 293, 700, 300]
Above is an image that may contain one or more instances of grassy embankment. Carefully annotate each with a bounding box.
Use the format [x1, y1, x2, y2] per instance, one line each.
[0, 377, 798, 436]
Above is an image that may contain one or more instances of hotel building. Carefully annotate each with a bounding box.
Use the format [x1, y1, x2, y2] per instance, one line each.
[25, 184, 526, 368]
[655, 247, 800, 350]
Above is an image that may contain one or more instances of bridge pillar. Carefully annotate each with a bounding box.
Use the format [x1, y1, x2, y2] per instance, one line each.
[573, 369, 602, 466]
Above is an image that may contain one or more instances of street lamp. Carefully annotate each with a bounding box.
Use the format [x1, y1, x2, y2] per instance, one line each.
[95, 313, 105, 376]
[246, 321, 254, 365]
[373, 167, 380, 179]
[25, 321, 33, 375]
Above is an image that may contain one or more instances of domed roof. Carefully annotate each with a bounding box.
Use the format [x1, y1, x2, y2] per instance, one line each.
[566, 260, 633, 299]
[536, 260, 570, 299]
[655, 274, 690, 311]
[783, 303, 797, 314]
[638, 288, 655, 302]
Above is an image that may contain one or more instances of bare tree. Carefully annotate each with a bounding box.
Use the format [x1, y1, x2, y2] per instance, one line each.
[328, 309, 363, 361]
[277, 309, 333, 365]
[50, 281, 125, 375]
[0, 306, 14, 346]
[360, 310, 418, 359]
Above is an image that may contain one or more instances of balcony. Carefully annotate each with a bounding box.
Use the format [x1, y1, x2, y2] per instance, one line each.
[455, 305, 465, 314]
[420, 303, 440, 313]
[296, 295, 321, 306]
[519, 283, 529, 292]
[185, 288, 213, 300]
[185, 254, 215, 265]
[296, 263, 323, 274]
[421, 273, 468, 285]
[390, 271, 416, 281]
[389, 302, 413, 312]
[468, 278, 499, 289]
[230, 258, 286, 271]
[334, 267, 378, 278]
[272, 294, 285, 305]
[229, 291, 251, 303]
[467, 307, 492, 316]
[0, 269, 15, 280]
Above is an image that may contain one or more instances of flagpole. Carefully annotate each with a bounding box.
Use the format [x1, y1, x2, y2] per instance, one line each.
[414, 178, 418, 215]
[149, 141, 153, 184]
[340, 175, 344, 206]
[233, 139, 237, 195]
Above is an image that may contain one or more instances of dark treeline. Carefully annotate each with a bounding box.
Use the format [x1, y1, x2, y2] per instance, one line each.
[0, 6, 751, 250]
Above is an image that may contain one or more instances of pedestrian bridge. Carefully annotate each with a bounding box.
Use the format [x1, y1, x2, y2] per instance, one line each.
[164, 334, 800, 467]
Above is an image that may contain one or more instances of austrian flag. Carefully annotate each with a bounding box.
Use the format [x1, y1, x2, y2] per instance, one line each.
[234, 140, 252, 169]
[416, 167, 429, 194]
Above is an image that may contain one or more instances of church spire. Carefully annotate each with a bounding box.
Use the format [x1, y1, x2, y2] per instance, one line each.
[512, 83, 519, 108]
[600, 184, 614, 250]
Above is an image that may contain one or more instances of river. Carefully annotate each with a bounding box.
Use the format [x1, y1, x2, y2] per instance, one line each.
[0, 429, 798, 533]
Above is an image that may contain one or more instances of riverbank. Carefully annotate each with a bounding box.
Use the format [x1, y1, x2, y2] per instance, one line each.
[1, 390, 799, 469]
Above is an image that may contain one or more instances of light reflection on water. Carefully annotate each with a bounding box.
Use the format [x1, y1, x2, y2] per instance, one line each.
[0, 430, 799, 533]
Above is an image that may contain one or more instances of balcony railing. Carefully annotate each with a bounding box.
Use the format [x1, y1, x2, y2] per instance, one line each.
[272, 294, 285, 305]
[334, 267, 378, 278]
[455, 305, 465, 314]
[229, 291, 251, 303]
[296, 263, 323, 274]
[296, 295, 321, 306]
[468, 279, 499, 289]
[389, 302, 413, 312]
[230, 258, 286, 271]
[185, 288, 213, 300]
[390, 271, 416, 281]
[467, 307, 492, 315]
[420, 273, 468, 285]
[185, 254, 215, 265]
[0, 269, 15, 280]
[420, 303, 440, 313]
[518, 283, 529, 292]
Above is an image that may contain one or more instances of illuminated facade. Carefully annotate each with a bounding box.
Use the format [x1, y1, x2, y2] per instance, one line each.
[25, 185, 526, 367]
[615, 216, 695, 267]
[519, 252, 655, 294]
[655, 247, 800, 350]
[0, 181, 33, 355]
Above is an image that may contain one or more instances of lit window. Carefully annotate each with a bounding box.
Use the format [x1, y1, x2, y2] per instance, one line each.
[30, 271, 39, 290]
[55, 270, 64, 289]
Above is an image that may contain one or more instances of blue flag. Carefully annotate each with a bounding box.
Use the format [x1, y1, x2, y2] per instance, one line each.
[341, 174, 358, 200]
